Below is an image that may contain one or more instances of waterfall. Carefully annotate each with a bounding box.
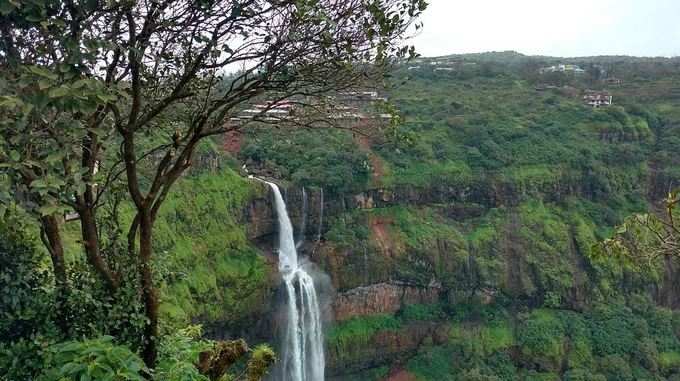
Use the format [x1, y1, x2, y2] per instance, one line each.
[296, 187, 307, 249]
[316, 188, 324, 243]
[266, 181, 325, 381]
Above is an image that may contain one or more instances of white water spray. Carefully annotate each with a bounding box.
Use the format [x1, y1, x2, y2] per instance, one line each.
[266, 181, 325, 381]
[296, 187, 307, 249]
[317, 188, 324, 243]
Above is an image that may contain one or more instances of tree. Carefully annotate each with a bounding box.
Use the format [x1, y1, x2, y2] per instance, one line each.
[0, 0, 427, 368]
[0, 213, 55, 342]
[596, 190, 680, 268]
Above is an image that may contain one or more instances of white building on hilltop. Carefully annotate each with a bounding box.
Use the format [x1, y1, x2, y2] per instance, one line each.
[583, 91, 613, 107]
[540, 64, 586, 74]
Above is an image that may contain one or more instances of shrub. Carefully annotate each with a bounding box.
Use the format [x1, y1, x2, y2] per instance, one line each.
[460, 368, 501, 381]
[635, 338, 659, 373]
[523, 371, 559, 381]
[659, 352, 680, 373]
[0, 338, 52, 380]
[0, 215, 54, 342]
[38, 336, 147, 381]
[588, 304, 637, 357]
[598, 354, 633, 381]
[564, 369, 607, 381]
[326, 314, 401, 351]
[400, 303, 447, 322]
[517, 310, 566, 371]
[449, 321, 514, 358]
[406, 345, 457, 380]
[156, 326, 211, 381]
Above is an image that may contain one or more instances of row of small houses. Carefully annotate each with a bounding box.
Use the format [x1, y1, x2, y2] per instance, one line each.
[583, 90, 613, 107]
[536, 85, 614, 108]
[226, 91, 387, 125]
[540, 64, 586, 74]
[407, 60, 478, 72]
[222, 91, 392, 154]
[539, 64, 624, 86]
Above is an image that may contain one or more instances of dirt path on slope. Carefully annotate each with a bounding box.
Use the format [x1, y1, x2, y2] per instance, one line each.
[370, 215, 394, 257]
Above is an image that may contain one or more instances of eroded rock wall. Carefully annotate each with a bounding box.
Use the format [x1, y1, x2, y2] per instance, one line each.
[239, 181, 680, 379]
[333, 282, 442, 322]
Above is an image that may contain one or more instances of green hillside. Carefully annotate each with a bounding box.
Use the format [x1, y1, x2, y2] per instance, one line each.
[4, 52, 680, 380]
[240, 53, 680, 380]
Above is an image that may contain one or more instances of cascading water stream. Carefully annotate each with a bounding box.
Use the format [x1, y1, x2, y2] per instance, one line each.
[266, 181, 325, 381]
[317, 188, 324, 243]
[296, 187, 307, 249]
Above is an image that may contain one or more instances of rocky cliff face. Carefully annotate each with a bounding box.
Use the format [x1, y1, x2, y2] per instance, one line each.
[239, 180, 680, 378]
[326, 321, 449, 379]
[332, 282, 441, 322]
[239, 183, 454, 374]
[242, 171, 652, 242]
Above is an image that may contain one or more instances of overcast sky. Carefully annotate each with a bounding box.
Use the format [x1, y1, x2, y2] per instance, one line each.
[410, 0, 680, 58]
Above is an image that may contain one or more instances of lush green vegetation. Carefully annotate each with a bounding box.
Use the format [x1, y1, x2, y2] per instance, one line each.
[327, 314, 402, 357]
[380, 63, 663, 202]
[0, 0, 427, 375]
[241, 127, 372, 194]
[301, 53, 680, 379]
[0, 159, 276, 380]
[154, 167, 270, 329]
[330, 298, 680, 380]
[5, 46, 680, 380]
[404, 299, 680, 381]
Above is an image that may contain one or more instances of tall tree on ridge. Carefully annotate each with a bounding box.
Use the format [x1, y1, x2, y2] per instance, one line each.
[0, 0, 427, 367]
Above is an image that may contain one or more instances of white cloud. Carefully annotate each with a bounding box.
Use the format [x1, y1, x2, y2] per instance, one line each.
[410, 0, 680, 57]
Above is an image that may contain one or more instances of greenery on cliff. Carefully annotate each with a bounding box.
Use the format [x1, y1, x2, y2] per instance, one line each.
[4, 45, 680, 380]
[0, 165, 276, 380]
[0, 0, 427, 378]
[154, 168, 269, 329]
[243, 53, 680, 379]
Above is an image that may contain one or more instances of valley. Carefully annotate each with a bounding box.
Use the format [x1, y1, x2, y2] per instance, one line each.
[4, 51, 680, 380]
[154, 53, 680, 380]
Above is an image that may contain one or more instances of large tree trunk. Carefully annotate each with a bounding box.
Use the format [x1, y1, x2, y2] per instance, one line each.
[139, 209, 159, 368]
[78, 206, 119, 290]
[40, 215, 70, 335]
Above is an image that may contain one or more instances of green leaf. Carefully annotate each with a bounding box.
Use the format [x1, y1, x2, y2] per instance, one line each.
[0, 96, 23, 108]
[48, 86, 70, 98]
[27, 65, 58, 80]
[0, 1, 16, 16]
[38, 79, 52, 90]
[61, 362, 85, 375]
[29, 179, 47, 188]
[95, 93, 117, 103]
[45, 151, 65, 164]
[72, 79, 90, 89]
[38, 204, 59, 216]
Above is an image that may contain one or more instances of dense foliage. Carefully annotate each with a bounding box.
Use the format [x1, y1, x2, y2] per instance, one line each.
[5, 40, 680, 380]
[0, 162, 277, 380]
[0, 0, 427, 371]
[401, 299, 680, 380]
[244, 53, 680, 379]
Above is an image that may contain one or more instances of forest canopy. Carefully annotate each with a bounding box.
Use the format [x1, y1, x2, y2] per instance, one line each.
[0, 0, 426, 379]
